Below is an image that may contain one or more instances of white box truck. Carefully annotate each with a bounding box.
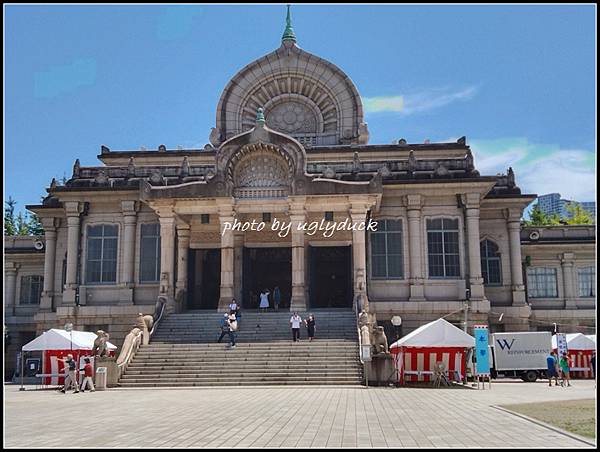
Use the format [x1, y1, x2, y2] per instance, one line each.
[490, 331, 552, 382]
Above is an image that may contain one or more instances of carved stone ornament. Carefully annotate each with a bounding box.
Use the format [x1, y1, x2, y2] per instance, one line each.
[181, 157, 190, 177]
[149, 170, 164, 185]
[95, 170, 109, 185]
[128, 157, 135, 176]
[266, 101, 317, 134]
[322, 167, 336, 179]
[378, 164, 391, 178]
[73, 159, 81, 178]
[435, 164, 450, 177]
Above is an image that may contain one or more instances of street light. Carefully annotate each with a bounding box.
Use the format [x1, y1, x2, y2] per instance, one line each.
[64, 323, 73, 353]
[391, 316, 402, 342]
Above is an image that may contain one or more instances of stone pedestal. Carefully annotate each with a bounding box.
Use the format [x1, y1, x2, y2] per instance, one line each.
[95, 356, 119, 387]
[372, 354, 395, 386]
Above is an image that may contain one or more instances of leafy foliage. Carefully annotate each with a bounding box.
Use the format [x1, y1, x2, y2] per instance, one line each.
[4, 196, 45, 236]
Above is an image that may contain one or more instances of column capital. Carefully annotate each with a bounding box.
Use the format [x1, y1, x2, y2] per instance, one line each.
[504, 207, 523, 223]
[64, 201, 85, 217]
[560, 252, 575, 264]
[121, 200, 140, 216]
[177, 226, 191, 239]
[463, 192, 481, 209]
[405, 194, 423, 210]
[40, 217, 60, 231]
[5, 262, 20, 274]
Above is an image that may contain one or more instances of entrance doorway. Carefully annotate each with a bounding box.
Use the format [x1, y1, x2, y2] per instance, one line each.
[309, 246, 352, 308]
[242, 247, 291, 309]
[187, 249, 221, 310]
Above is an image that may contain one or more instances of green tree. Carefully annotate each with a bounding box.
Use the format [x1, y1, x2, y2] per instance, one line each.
[28, 213, 45, 235]
[15, 212, 30, 235]
[525, 204, 549, 226]
[4, 196, 17, 235]
[565, 202, 594, 225]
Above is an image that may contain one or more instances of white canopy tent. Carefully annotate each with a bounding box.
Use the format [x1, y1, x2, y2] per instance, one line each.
[20, 329, 116, 390]
[390, 318, 475, 350]
[586, 334, 596, 344]
[22, 329, 117, 352]
[551, 333, 596, 351]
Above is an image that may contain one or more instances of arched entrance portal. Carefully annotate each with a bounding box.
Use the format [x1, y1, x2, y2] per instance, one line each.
[242, 247, 292, 309]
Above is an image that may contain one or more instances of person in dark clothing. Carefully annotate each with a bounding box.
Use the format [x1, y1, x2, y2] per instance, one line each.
[305, 314, 316, 342]
[217, 314, 236, 348]
[591, 352, 596, 380]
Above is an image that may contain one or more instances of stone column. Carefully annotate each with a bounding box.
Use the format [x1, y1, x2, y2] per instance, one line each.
[506, 209, 527, 305]
[406, 195, 425, 301]
[175, 224, 191, 313]
[63, 201, 83, 304]
[464, 193, 485, 300]
[5, 263, 19, 316]
[290, 199, 306, 311]
[158, 213, 176, 313]
[233, 234, 244, 303]
[561, 252, 576, 309]
[350, 202, 369, 311]
[218, 202, 235, 311]
[40, 218, 59, 311]
[119, 201, 138, 305]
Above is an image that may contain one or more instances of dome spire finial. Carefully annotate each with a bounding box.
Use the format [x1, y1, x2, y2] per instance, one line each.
[256, 107, 266, 126]
[282, 4, 297, 44]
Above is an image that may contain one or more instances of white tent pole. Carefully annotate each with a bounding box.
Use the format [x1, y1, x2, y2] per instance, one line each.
[19, 349, 25, 391]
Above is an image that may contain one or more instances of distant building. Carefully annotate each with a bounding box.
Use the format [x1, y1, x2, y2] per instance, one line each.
[537, 193, 596, 219]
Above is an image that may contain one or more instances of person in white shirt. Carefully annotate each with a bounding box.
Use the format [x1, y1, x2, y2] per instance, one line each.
[290, 312, 302, 342]
[228, 299, 238, 314]
[259, 290, 270, 313]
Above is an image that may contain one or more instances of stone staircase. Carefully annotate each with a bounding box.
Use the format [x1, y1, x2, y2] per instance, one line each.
[119, 309, 363, 387]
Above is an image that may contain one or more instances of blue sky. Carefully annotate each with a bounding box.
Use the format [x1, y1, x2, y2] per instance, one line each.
[5, 4, 596, 216]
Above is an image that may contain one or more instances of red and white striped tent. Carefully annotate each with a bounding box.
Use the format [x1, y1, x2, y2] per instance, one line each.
[552, 333, 596, 379]
[22, 329, 116, 385]
[390, 318, 474, 384]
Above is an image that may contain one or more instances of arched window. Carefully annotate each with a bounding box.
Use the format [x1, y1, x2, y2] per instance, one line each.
[480, 239, 502, 286]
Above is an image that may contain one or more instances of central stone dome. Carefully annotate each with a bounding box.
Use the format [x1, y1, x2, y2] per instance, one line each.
[211, 8, 369, 147]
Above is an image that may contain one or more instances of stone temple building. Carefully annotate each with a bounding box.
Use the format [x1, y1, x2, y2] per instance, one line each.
[4, 10, 596, 381]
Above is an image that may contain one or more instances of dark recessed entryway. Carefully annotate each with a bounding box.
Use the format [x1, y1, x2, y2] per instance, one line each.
[309, 245, 352, 308]
[187, 249, 221, 310]
[242, 247, 292, 309]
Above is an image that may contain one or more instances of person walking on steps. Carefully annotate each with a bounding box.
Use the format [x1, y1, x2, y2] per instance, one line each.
[290, 312, 302, 342]
[305, 314, 316, 342]
[218, 313, 236, 348]
[273, 286, 281, 312]
[259, 289, 270, 313]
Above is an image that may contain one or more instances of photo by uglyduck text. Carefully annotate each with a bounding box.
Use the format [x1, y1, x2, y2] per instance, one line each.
[221, 218, 378, 238]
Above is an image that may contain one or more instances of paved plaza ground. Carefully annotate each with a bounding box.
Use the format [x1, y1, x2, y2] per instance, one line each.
[4, 380, 596, 448]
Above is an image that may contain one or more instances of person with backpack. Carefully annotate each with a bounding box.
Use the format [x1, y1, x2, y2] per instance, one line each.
[217, 313, 236, 348]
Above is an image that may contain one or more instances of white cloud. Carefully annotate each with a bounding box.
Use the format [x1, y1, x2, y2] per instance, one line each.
[470, 138, 596, 202]
[363, 86, 478, 115]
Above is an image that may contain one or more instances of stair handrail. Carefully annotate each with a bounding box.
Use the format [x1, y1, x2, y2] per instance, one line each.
[116, 328, 143, 379]
[116, 295, 168, 380]
[355, 293, 365, 368]
[149, 295, 167, 336]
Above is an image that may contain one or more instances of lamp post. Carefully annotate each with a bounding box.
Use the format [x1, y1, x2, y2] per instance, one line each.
[64, 322, 73, 353]
[391, 316, 402, 342]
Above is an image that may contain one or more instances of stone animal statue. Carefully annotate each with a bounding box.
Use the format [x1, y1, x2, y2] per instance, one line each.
[135, 313, 155, 345]
[358, 310, 370, 330]
[372, 326, 389, 355]
[92, 330, 110, 357]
